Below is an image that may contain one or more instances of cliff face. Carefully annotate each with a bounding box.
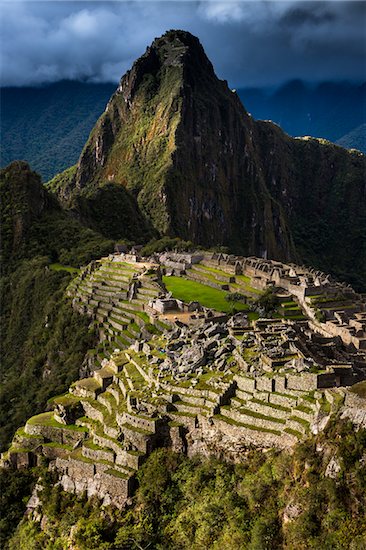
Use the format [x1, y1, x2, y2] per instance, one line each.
[53, 30, 366, 289]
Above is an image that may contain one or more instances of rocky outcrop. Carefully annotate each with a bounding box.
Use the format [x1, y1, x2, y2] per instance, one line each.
[49, 30, 366, 290]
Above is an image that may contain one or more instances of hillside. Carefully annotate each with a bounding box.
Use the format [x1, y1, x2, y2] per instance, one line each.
[1, 80, 364, 184]
[5, 423, 366, 550]
[0, 161, 114, 449]
[0, 81, 115, 181]
[238, 80, 366, 151]
[2, 248, 366, 548]
[48, 30, 366, 291]
[337, 124, 366, 153]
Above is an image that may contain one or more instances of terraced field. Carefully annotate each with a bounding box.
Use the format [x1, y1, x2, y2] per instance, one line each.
[4, 324, 330, 502]
[3, 252, 353, 509]
[66, 257, 167, 367]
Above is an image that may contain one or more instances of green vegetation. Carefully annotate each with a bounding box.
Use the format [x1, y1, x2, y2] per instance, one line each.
[291, 139, 366, 291]
[314, 309, 326, 323]
[0, 162, 114, 450]
[6, 419, 366, 549]
[141, 237, 194, 256]
[73, 183, 155, 242]
[0, 257, 98, 450]
[234, 274, 263, 295]
[48, 393, 80, 407]
[49, 263, 80, 275]
[225, 292, 247, 303]
[0, 162, 114, 269]
[163, 275, 248, 313]
[46, 164, 77, 193]
[27, 412, 87, 432]
[0, 468, 36, 548]
[255, 288, 278, 315]
[197, 264, 231, 276]
[1, 81, 116, 181]
[47, 162, 155, 243]
[27, 412, 64, 427]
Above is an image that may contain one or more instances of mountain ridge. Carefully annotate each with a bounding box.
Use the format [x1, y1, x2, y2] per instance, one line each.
[1, 79, 364, 183]
[238, 79, 366, 144]
[1, 30, 366, 550]
[48, 30, 366, 290]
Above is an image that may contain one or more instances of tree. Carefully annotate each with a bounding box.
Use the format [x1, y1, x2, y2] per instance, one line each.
[255, 288, 277, 315]
[225, 293, 247, 314]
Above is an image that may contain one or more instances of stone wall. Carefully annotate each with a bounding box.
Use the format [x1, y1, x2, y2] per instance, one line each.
[54, 457, 133, 508]
[25, 423, 86, 447]
[184, 416, 295, 458]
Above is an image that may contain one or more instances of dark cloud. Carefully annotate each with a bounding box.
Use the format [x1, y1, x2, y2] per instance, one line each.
[280, 6, 336, 27]
[0, 1, 365, 87]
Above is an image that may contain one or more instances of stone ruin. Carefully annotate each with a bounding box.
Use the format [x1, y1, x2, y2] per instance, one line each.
[2, 251, 366, 509]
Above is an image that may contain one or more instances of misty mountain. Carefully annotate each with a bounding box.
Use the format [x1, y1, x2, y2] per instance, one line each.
[1, 79, 365, 182]
[237, 80, 365, 145]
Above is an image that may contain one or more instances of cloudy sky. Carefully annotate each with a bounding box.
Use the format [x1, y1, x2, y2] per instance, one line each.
[1, 0, 365, 88]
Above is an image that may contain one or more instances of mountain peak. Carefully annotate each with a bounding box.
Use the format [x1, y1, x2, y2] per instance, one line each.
[52, 31, 366, 290]
[152, 29, 201, 50]
[149, 29, 212, 69]
[116, 29, 215, 106]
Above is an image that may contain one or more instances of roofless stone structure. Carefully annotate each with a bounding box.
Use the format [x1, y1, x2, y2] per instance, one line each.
[2, 251, 366, 508]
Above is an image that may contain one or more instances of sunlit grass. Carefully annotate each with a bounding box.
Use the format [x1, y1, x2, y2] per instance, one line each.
[163, 276, 248, 313]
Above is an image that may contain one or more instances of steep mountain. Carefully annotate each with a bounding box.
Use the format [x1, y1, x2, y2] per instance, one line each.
[50, 30, 366, 290]
[1, 81, 115, 181]
[337, 124, 366, 154]
[0, 161, 114, 449]
[2, 80, 364, 182]
[238, 80, 366, 147]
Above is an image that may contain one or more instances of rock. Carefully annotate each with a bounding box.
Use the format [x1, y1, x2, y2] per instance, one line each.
[60, 474, 76, 493]
[204, 336, 220, 351]
[25, 482, 43, 519]
[167, 340, 184, 351]
[341, 407, 366, 428]
[325, 456, 341, 479]
[283, 502, 302, 524]
[227, 312, 249, 329]
[204, 323, 227, 339]
[311, 412, 330, 435]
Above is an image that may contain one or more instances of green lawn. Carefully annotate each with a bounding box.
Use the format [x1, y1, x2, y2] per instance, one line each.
[163, 276, 248, 313]
[231, 275, 262, 295]
[236, 274, 252, 284]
